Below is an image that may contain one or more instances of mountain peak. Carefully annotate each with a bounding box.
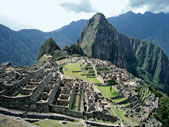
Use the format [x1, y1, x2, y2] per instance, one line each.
[89, 13, 108, 26]
[77, 13, 120, 61]
[93, 13, 106, 20]
[37, 38, 60, 60]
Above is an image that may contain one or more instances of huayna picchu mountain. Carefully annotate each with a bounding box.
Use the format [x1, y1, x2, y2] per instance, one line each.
[77, 13, 169, 93]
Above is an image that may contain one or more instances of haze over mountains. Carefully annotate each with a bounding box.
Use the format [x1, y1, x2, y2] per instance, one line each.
[0, 11, 169, 66]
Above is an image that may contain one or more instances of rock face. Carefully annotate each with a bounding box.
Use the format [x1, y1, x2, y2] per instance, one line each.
[77, 13, 169, 93]
[37, 38, 60, 60]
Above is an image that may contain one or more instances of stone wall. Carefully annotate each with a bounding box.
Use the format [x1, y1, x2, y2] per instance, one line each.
[0, 71, 13, 78]
[30, 101, 49, 113]
[25, 82, 60, 113]
[0, 95, 31, 110]
[48, 83, 60, 105]
[29, 68, 44, 79]
[85, 111, 118, 122]
[30, 73, 53, 102]
[0, 106, 76, 121]
[7, 77, 29, 96]
[49, 105, 83, 118]
[0, 73, 53, 111]
[0, 90, 7, 96]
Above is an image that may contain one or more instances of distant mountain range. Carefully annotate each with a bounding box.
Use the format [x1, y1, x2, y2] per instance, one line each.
[0, 11, 169, 65]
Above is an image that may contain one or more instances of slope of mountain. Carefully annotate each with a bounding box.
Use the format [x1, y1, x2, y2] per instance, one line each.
[77, 13, 169, 93]
[108, 11, 169, 57]
[0, 24, 35, 65]
[1, 11, 169, 65]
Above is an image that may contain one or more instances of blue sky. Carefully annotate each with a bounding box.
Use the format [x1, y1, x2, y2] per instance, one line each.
[0, 0, 168, 31]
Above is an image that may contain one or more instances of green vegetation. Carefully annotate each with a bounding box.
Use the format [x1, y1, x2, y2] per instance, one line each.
[111, 97, 126, 103]
[34, 55, 48, 67]
[96, 86, 119, 98]
[107, 79, 117, 86]
[148, 86, 169, 127]
[94, 118, 117, 124]
[51, 50, 66, 61]
[96, 66, 109, 72]
[33, 119, 83, 127]
[154, 95, 169, 127]
[108, 108, 116, 116]
[80, 89, 84, 111]
[110, 104, 138, 126]
[72, 94, 79, 110]
[62, 60, 101, 84]
[137, 85, 151, 104]
[17, 93, 27, 97]
[64, 44, 84, 56]
[132, 38, 169, 93]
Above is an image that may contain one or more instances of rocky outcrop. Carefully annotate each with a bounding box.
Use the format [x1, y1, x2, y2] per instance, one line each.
[77, 13, 169, 93]
[37, 38, 60, 60]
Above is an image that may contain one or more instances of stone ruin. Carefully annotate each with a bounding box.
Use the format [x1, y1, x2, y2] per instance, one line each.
[0, 56, 162, 127]
[88, 57, 161, 126]
[0, 57, 118, 125]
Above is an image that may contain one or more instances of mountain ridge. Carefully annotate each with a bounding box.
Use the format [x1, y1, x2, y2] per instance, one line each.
[0, 11, 169, 65]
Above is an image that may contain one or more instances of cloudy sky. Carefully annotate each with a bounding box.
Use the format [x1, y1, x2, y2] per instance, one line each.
[0, 0, 168, 31]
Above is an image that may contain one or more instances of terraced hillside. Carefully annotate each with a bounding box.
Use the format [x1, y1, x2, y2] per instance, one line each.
[57, 57, 162, 127]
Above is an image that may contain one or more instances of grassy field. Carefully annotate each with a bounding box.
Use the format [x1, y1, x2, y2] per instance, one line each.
[108, 108, 116, 116]
[63, 60, 101, 84]
[96, 86, 119, 98]
[111, 97, 127, 103]
[33, 119, 83, 127]
[16, 93, 28, 97]
[110, 104, 138, 126]
[72, 94, 79, 110]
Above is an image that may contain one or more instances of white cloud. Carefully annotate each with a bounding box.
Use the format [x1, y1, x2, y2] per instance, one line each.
[0, 0, 161, 32]
[0, 0, 96, 31]
[60, 0, 96, 13]
[128, 0, 169, 13]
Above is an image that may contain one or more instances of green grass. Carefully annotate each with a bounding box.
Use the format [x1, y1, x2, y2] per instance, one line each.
[17, 93, 27, 97]
[108, 109, 116, 116]
[33, 119, 83, 127]
[94, 118, 117, 124]
[96, 66, 109, 72]
[33, 119, 60, 127]
[63, 60, 101, 84]
[72, 94, 79, 110]
[51, 50, 67, 61]
[80, 90, 84, 111]
[35, 56, 48, 67]
[96, 86, 119, 98]
[111, 104, 139, 126]
[111, 97, 127, 103]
